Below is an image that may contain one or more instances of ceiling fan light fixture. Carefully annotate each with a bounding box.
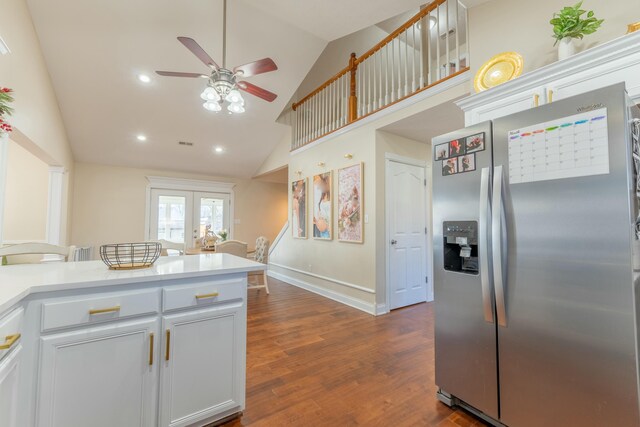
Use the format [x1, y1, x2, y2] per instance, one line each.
[203, 100, 222, 112]
[227, 102, 245, 114]
[201, 86, 221, 101]
[225, 89, 244, 104]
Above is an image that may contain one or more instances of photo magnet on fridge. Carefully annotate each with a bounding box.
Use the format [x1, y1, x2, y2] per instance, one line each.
[458, 153, 476, 173]
[449, 139, 464, 157]
[434, 142, 450, 161]
[465, 132, 485, 153]
[442, 158, 458, 176]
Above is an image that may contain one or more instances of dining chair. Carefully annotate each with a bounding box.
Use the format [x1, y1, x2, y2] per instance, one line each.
[247, 236, 270, 294]
[0, 242, 77, 265]
[155, 239, 185, 256]
[215, 240, 248, 258]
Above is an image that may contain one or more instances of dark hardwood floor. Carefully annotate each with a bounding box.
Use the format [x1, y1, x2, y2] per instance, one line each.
[222, 277, 487, 426]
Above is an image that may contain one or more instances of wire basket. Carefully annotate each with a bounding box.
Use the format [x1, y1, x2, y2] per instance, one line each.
[99, 242, 161, 270]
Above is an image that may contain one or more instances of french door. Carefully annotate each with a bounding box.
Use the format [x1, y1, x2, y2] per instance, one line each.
[149, 190, 230, 247]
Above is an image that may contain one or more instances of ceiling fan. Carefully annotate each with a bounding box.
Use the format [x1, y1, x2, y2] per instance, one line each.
[155, 0, 278, 114]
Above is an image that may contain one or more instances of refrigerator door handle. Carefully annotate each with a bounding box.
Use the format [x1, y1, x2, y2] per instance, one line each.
[479, 167, 494, 323]
[492, 165, 508, 327]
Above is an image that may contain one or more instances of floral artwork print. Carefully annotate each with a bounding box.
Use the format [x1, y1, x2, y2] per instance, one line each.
[338, 163, 363, 243]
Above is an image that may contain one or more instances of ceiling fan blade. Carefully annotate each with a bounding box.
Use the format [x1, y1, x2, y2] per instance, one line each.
[233, 58, 278, 78]
[156, 71, 209, 78]
[237, 81, 278, 102]
[177, 37, 220, 70]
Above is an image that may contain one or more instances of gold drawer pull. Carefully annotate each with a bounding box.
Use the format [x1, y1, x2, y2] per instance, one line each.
[548, 89, 554, 103]
[0, 333, 21, 350]
[195, 292, 219, 300]
[534, 94, 540, 107]
[149, 333, 154, 366]
[89, 305, 121, 315]
[165, 329, 171, 361]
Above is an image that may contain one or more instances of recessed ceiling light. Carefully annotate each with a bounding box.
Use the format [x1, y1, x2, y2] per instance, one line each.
[137, 135, 147, 141]
[138, 74, 151, 83]
[214, 147, 224, 153]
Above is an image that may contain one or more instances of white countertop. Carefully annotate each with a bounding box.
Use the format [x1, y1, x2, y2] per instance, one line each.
[0, 254, 265, 314]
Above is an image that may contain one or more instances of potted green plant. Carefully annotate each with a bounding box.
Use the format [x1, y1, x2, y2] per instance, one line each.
[550, 1, 604, 60]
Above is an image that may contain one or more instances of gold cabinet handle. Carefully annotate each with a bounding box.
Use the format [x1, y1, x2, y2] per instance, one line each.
[195, 292, 219, 300]
[548, 89, 554, 103]
[149, 333, 154, 366]
[89, 305, 121, 315]
[165, 329, 171, 361]
[534, 94, 540, 107]
[0, 334, 20, 350]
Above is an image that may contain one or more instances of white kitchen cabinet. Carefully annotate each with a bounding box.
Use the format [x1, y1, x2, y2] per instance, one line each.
[468, 87, 545, 125]
[159, 301, 246, 427]
[36, 318, 160, 427]
[0, 343, 22, 427]
[457, 32, 640, 125]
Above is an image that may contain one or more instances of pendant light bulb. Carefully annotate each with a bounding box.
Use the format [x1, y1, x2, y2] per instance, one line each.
[201, 86, 221, 102]
[225, 89, 244, 104]
[227, 102, 245, 114]
[203, 100, 222, 112]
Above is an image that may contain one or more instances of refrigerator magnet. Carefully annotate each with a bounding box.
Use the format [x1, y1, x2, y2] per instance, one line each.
[458, 153, 476, 173]
[465, 133, 485, 154]
[434, 142, 450, 161]
[449, 139, 464, 157]
[442, 158, 458, 176]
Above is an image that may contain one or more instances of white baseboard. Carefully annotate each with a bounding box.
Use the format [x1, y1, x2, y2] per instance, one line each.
[267, 269, 376, 316]
[375, 303, 389, 316]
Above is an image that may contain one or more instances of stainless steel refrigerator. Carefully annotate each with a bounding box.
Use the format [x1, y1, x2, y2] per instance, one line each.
[432, 83, 640, 427]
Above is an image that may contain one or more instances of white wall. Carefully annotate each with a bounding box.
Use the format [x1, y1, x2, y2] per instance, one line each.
[270, 80, 468, 314]
[468, 0, 640, 77]
[253, 133, 291, 177]
[71, 162, 287, 256]
[2, 138, 49, 242]
[0, 0, 75, 244]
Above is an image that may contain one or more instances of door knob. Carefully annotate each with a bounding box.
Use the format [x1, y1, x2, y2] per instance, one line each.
[391, 239, 397, 245]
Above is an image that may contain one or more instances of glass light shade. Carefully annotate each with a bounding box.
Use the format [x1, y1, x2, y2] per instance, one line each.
[203, 100, 222, 112]
[225, 89, 244, 104]
[200, 86, 221, 101]
[227, 102, 245, 114]
[429, 16, 437, 29]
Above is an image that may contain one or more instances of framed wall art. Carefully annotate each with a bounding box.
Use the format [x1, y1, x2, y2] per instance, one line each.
[337, 163, 363, 243]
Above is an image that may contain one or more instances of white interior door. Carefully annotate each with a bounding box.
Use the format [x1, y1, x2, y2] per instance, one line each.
[387, 160, 428, 310]
[150, 190, 230, 248]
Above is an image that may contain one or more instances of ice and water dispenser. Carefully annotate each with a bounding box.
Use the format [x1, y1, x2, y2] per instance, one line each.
[443, 221, 479, 274]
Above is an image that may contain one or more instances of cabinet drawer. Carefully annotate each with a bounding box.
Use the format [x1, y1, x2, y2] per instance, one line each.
[163, 277, 245, 312]
[41, 289, 160, 332]
[0, 307, 24, 362]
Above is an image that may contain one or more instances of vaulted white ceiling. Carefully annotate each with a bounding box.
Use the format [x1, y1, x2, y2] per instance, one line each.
[26, 0, 426, 177]
[243, 0, 431, 41]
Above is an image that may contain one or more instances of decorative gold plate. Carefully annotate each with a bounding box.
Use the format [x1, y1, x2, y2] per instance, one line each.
[628, 22, 640, 34]
[474, 52, 524, 93]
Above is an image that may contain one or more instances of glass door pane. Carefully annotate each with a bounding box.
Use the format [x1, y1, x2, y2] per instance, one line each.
[158, 195, 186, 242]
[194, 192, 230, 243]
[149, 190, 193, 245]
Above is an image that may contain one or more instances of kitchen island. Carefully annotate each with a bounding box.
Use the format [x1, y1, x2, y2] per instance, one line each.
[0, 254, 265, 427]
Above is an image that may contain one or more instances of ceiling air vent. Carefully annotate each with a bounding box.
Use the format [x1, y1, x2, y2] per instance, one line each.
[178, 141, 194, 147]
[0, 36, 10, 55]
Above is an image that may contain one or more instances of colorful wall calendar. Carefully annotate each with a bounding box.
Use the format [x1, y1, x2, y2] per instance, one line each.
[507, 108, 609, 185]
